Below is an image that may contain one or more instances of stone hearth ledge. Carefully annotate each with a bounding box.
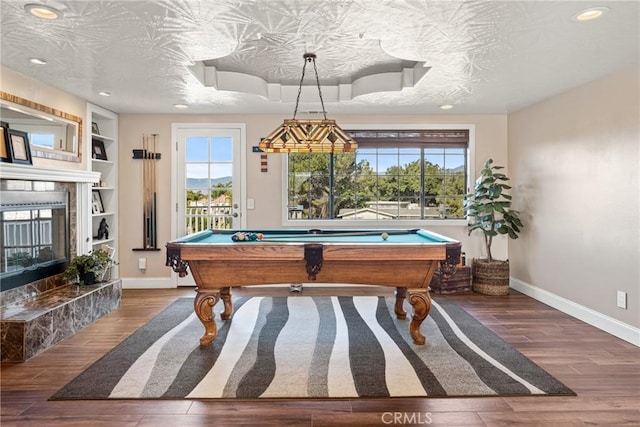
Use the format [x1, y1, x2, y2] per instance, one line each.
[0, 280, 122, 362]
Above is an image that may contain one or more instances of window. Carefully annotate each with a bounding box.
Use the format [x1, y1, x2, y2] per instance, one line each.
[286, 128, 469, 221]
[184, 135, 233, 233]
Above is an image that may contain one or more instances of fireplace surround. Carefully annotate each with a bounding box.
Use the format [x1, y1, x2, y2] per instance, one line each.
[0, 166, 121, 361]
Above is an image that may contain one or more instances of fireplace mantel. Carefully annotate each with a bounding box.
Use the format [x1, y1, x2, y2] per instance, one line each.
[0, 163, 99, 183]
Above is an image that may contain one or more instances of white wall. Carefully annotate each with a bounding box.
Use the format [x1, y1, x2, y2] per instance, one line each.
[508, 64, 640, 329]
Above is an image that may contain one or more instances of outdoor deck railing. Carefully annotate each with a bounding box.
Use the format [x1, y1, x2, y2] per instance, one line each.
[185, 205, 232, 234]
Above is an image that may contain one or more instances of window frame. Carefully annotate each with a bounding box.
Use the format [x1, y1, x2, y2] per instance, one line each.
[282, 123, 475, 227]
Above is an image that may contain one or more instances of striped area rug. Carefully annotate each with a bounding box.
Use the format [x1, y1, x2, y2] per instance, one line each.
[51, 296, 574, 400]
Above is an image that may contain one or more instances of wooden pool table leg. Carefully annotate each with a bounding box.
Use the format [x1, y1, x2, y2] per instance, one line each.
[194, 290, 219, 347]
[394, 287, 407, 319]
[408, 289, 432, 345]
[220, 287, 233, 320]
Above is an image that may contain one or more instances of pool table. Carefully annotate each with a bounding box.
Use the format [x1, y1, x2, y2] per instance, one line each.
[166, 228, 461, 346]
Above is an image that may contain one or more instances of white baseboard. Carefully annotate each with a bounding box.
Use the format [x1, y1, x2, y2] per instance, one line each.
[510, 277, 639, 347]
[121, 277, 175, 289]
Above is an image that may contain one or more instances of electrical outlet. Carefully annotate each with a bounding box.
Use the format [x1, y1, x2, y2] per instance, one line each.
[138, 258, 147, 270]
[616, 291, 627, 309]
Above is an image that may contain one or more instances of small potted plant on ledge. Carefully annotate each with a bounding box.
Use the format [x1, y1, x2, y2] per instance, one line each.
[64, 247, 116, 286]
[464, 159, 524, 295]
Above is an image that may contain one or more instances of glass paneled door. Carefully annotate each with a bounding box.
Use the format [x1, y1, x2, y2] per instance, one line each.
[174, 125, 244, 285]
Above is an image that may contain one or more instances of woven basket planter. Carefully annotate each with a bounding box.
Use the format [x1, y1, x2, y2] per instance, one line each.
[472, 259, 510, 295]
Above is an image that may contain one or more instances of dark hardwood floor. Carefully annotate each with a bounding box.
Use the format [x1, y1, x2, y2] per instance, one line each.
[1, 285, 639, 426]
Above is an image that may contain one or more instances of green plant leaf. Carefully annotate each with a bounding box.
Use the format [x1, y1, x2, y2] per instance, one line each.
[464, 159, 524, 258]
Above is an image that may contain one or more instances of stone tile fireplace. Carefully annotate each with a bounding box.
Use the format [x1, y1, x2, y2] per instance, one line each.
[0, 164, 121, 361]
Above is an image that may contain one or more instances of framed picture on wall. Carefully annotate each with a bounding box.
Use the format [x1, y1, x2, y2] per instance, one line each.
[92, 138, 108, 160]
[0, 121, 10, 163]
[7, 129, 33, 165]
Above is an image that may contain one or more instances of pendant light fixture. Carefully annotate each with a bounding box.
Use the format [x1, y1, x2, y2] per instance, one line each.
[259, 53, 357, 153]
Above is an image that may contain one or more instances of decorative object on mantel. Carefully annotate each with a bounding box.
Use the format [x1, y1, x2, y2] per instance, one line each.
[64, 246, 116, 286]
[258, 53, 357, 154]
[132, 134, 161, 251]
[6, 129, 33, 165]
[1, 121, 10, 163]
[464, 159, 524, 295]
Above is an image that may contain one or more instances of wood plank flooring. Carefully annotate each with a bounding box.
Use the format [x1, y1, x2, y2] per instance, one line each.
[2, 286, 639, 426]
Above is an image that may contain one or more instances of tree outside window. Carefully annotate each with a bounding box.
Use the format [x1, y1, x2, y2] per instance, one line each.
[287, 129, 468, 221]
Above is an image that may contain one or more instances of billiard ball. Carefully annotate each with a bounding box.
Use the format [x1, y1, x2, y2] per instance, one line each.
[381, 232, 389, 240]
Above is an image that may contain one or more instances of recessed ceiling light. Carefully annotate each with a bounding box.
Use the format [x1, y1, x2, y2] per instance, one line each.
[98, 91, 111, 97]
[24, 3, 62, 20]
[173, 103, 189, 109]
[572, 7, 610, 22]
[439, 104, 454, 110]
[29, 58, 47, 65]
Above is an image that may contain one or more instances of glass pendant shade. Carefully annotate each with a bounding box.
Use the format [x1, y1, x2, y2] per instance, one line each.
[259, 54, 357, 154]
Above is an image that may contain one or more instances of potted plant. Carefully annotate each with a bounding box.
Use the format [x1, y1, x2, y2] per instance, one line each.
[63, 247, 115, 285]
[464, 159, 524, 295]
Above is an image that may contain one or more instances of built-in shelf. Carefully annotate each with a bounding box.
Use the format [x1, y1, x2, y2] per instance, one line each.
[92, 159, 115, 166]
[91, 133, 115, 142]
[92, 238, 115, 246]
[92, 212, 114, 218]
[87, 103, 118, 279]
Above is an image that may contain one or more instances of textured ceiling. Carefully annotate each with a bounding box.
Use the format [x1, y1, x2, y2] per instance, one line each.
[1, 1, 638, 115]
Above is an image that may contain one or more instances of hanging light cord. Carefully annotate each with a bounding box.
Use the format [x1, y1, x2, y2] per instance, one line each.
[292, 53, 327, 120]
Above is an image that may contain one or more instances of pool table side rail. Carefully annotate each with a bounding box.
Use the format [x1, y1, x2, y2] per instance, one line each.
[169, 242, 448, 262]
